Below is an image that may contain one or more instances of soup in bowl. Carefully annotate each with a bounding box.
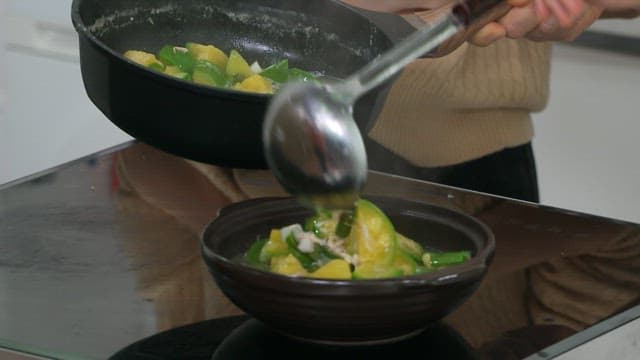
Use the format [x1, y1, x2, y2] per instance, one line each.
[200, 196, 494, 345]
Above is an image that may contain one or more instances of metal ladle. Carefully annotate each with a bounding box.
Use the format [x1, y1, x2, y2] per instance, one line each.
[263, 0, 510, 209]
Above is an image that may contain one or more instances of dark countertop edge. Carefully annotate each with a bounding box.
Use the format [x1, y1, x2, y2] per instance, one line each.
[0, 140, 135, 192]
[3, 141, 639, 228]
[370, 169, 640, 227]
[567, 30, 640, 57]
[525, 304, 640, 359]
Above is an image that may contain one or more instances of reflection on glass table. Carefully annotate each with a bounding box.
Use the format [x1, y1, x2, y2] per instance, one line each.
[0, 142, 638, 359]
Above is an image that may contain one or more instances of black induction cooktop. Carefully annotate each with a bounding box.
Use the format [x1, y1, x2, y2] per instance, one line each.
[2, 142, 639, 360]
[110, 315, 478, 360]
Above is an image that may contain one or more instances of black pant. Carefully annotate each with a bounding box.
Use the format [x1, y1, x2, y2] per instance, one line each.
[365, 140, 540, 203]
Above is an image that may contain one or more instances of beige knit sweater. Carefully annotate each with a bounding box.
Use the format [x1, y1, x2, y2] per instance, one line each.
[368, 39, 552, 167]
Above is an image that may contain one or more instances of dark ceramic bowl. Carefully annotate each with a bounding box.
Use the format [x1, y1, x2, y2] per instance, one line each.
[201, 196, 495, 345]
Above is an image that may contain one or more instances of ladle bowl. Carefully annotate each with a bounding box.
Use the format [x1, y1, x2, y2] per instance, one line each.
[263, 16, 460, 209]
[263, 81, 368, 209]
[263, 0, 512, 209]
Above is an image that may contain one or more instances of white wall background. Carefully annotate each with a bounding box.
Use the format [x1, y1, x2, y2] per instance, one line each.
[0, 0, 131, 186]
[0, 0, 639, 225]
[590, 17, 640, 37]
[533, 44, 640, 224]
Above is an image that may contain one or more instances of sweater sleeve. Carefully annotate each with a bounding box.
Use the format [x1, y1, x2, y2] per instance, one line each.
[368, 39, 552, 167]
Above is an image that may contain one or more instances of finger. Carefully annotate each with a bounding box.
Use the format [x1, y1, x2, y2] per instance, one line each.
[564, 0, 587, 14]
[534, 0, 552, 19]
[527, 4, 601, 41]
[526, 16, 561, 41]
[543, 0, 584, 26]
[542, 0, 571, 26]
[564, 0, 588, 22]
[498, 4, 543, 38]
[508, 0, 533, 7]
[469, 22, 507, 46]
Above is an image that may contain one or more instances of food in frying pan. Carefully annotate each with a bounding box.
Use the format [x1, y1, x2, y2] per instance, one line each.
[124, 42, 318, 94]
[243, 198, 472, 279]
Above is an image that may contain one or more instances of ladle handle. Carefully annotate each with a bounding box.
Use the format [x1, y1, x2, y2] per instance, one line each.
[334, 0, 511, 102]
[425, 0, 513, 57]
[335, 15, 461, 103]
[332, 0, 511, 103]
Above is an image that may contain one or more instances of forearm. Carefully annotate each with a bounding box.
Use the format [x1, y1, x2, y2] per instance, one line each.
[600, 8, 640, 17]
[589, 0, 640, 13]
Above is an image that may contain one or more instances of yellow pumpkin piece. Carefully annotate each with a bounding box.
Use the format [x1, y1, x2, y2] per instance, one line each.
[163, 66, 189, 79]
[347, 199, 396, 266]
[259, 229, 288, 263]
[309, 259, 352, 280]
[352, 263, 403, 279]
[392, 251, 418, 276]
[124, 50, 164, 69]
[234, 74, 273, 94]
[226, 49, 254, 79]
[186, 42, 229, 69]
[271, 254, 308, 276]
[397, 233, 424, 262]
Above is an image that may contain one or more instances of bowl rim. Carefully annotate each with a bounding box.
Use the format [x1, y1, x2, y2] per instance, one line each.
[200, 196, 495, 287]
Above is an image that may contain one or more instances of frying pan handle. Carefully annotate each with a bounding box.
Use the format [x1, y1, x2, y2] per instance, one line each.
[346, 0, 512, 58]
[410, 0, 512, 57]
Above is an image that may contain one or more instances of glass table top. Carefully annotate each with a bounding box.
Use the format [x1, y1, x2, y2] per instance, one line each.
[1, 142, 639, 359]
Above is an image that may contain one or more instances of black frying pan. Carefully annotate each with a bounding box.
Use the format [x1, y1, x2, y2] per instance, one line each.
[71, 0, 420, 168]
[71, 0, 509, 169]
